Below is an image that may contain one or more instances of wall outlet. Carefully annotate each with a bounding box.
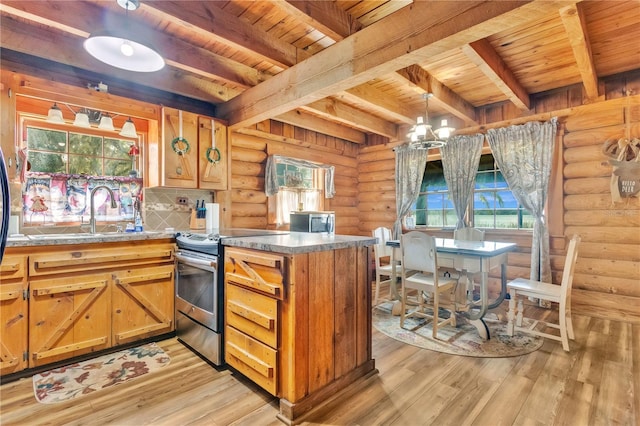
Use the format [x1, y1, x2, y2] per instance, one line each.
[176, 197, 189, 206]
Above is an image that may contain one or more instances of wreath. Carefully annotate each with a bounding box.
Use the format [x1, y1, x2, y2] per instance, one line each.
[171, 137, 190, 155]
[206, 147, 221, 164]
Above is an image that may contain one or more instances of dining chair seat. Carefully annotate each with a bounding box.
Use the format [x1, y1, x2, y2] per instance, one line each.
[507, 235, 580, 351]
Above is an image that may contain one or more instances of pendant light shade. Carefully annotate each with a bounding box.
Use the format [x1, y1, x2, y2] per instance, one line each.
[84, 31, 165, 73]
[73, 110, 91, 128]
[435, 119, 455, 139]
[119, 118, 138, 138]
[47, 103, 65, 124]
[98, 114, 115, 131]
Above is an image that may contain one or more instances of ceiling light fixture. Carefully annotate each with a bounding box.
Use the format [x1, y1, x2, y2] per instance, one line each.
[98, 114, 115, 131]
[435, 119, 455, 140]
[407, 93, 448, 149]
[83, 0, 164, 73]
[72, 109, 91, 128]
[46, 103, 65, 123]
[119, 117, 138, 138]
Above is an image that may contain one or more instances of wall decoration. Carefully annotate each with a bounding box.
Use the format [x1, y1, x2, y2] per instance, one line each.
[602, 138, 640, 202]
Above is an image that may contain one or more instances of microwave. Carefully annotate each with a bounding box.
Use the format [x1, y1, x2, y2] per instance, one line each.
[290, 211, 335, 233]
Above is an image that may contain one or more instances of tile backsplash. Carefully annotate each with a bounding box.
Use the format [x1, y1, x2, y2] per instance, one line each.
[143, 187, 214, 231]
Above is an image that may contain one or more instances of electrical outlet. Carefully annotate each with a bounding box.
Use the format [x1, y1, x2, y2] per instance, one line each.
[176, 197, 188, 206]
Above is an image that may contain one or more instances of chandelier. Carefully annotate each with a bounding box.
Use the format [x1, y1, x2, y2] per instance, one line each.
[407, 93, 453, 149]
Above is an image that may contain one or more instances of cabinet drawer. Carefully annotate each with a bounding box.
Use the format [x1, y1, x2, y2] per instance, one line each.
[224, 248, 285, 297]
[225, 326, 277, 396]
[0, 255, 27, 280]
[226, 284, 277, 348]
[30, 244, 174, 276]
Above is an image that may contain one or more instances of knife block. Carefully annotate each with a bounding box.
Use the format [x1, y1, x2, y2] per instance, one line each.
[190, 210, 206, 230]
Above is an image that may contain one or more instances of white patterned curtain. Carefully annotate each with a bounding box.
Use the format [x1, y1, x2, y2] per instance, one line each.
[441, 134, 484, 229]
[487, 117, 558, 282]
[265, 155, 335, 198]
[393, 144, 428, 239]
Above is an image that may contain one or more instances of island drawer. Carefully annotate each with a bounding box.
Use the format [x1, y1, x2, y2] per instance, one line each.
[224, 248, 285, 298]
[225, 325, 277, 395]
[226, 283, 278, 348]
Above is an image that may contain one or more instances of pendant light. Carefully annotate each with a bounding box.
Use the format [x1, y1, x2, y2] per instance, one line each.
[119, 117, 138, 138]
[407, 93, 448, 149]
[73, 109, 91, 128]
[98, 114, 115, 131]
[83, 0, 164, 73]
[46, 103, 65, 124]
[435, 119, 455, 139]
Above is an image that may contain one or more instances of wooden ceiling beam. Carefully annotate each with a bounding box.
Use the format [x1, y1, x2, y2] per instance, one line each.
[462, 38, 531, 111]
[0, 1, 263, 91]
[275, 109, 366, 144]
[281, 1, 362, 41]
[395, 65, 478, 125]
[141, 1, 309, 69]
[340, 85, 417, 125]
[218, 1, 573, 128]
[560, 3, 599, 100]
[302, 97, 398, 138]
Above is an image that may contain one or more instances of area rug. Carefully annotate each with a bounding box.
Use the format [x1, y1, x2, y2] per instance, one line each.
[373, 302, 543, 357]
[32, 342, 170, 404]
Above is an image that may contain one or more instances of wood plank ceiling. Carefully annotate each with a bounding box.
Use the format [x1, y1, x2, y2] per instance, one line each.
[1, 0, 639, 145]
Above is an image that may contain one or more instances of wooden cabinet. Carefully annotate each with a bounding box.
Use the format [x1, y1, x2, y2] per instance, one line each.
[224, 248, 284, 395]
[112, 265, 174, 345]
[0, 240, 176, 373]
[0, 255, 28, 375]
[161, 107, 229, 190]
[0, 72, 17, 181]
[224, 244, 375, 424]
[29, 273, 111, 368]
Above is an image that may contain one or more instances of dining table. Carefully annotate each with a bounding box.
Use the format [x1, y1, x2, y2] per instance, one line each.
[386, 237, 517, 340]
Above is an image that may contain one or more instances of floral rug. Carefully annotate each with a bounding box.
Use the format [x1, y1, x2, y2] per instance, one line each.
[373, 302, 543, 357]
[32, 342, 170, 404]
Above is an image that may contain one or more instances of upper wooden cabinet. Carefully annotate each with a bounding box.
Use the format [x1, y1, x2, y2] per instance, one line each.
[161, 107, 229, 190]
[0, 73, 17, 181]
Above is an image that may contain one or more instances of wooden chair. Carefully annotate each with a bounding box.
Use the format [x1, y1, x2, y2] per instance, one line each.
[506, 235, 581, 351]
[400, 231, 457, 338]
[453, 227, 485, 304]
[372, 227, 394, 306]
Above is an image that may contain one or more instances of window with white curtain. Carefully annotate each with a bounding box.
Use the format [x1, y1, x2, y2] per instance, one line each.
[274, 164, 323, 225]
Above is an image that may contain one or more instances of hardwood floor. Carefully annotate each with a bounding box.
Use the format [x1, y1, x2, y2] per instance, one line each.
[1, 307, 638, 426]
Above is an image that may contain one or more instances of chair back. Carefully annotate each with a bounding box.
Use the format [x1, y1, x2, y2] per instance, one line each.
[372, 227, 393, 260]
[401, 231, 437, 274]
[454, 227, 485, 242]
[561, 234, 581, 297]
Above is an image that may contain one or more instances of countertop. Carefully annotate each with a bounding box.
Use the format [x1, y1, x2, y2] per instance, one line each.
[6, 231, 176, 247]
[222, 232, 376, 254]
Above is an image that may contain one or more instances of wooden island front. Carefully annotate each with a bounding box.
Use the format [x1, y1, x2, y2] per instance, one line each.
[222, 233, 377, 425]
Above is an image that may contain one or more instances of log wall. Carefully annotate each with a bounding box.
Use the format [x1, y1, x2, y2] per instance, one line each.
[222, 122, 360, 235]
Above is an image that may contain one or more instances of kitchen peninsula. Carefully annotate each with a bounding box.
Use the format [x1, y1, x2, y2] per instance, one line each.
[222, 232, 377, 424]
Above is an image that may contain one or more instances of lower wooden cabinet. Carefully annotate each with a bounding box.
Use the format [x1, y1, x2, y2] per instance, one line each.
[1, 240, 175, 374]
[112, 265, 174, 345]
[29, 273, 111, 368]
[0, 254, 28, 375]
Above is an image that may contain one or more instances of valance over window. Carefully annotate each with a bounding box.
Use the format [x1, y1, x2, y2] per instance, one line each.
[265, 155, 335, 198]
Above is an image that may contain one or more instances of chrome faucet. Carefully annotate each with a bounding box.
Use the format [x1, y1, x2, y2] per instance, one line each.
[89, 185, 117, 234]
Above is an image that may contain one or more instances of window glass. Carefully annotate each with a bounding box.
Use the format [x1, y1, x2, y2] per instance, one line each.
[272, 160, 323, 225]
[411, 153, 532, 230]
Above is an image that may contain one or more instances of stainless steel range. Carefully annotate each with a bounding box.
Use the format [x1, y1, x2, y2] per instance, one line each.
[175, 229, 285, 366]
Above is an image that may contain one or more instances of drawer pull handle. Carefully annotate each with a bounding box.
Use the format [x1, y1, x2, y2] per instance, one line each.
[228, 300, 274, 330]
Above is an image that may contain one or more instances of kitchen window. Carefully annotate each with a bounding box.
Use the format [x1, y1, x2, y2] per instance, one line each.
[265, 155, 335, 226]
[411, 154, 533, 229]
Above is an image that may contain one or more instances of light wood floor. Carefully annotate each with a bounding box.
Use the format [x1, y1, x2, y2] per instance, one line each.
[1, 305, 638, 426]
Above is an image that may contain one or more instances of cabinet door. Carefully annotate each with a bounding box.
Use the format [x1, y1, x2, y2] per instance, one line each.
[0, 282, 27, 374]
[0, 73, 17, 181]
[112, 265, 174, 345]
[29, 274, 111, 368]
[198, 117, 229, 190]
[162, 107, 199, 188]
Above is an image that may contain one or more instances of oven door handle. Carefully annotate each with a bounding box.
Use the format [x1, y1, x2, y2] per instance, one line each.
[176, 253, 218, 268]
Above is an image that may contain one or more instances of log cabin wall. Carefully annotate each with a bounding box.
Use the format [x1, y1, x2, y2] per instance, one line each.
[357, 72, 640, 324]
[223, 121, 360, 235]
